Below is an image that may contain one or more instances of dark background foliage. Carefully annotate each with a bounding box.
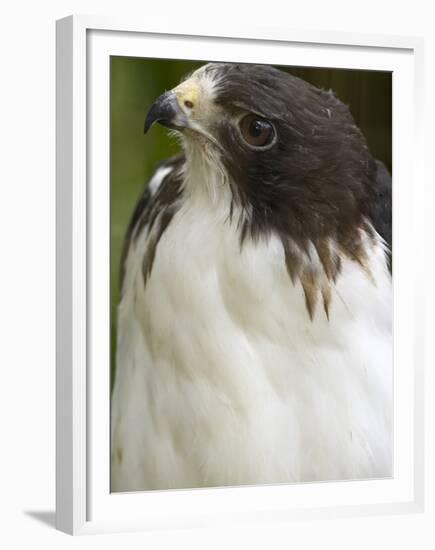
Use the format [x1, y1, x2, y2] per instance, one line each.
[110, 57, 392, 384]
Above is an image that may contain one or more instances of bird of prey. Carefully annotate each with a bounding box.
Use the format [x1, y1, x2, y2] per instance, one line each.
[111, 63, 392, 492]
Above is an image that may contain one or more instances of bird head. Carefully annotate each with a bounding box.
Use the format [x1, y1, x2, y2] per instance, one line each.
[144, 63, 381, 288]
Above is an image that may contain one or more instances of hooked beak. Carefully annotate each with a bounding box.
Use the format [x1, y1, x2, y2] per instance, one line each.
[144, 91, 189, 134]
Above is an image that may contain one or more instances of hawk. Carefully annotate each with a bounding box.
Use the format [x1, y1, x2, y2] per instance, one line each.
[111, 63, 392, 491]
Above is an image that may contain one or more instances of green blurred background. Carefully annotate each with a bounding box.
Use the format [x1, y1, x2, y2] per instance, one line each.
[110, 57, 392, 387]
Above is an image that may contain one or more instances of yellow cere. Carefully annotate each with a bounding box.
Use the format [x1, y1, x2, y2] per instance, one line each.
[175, 80, 200, 110]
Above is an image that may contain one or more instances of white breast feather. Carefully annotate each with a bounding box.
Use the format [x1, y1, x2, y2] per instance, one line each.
[111, 167, 392, 491]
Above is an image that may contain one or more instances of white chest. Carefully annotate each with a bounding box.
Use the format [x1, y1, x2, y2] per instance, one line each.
[112, 197, 392, 491]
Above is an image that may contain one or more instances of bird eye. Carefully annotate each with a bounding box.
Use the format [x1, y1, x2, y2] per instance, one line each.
[239, 114, 275, 148]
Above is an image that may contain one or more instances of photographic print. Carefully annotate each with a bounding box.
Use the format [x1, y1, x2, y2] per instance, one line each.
[110, 58, 392, 492]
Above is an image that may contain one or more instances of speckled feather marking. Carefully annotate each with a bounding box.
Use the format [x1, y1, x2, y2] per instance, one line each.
[118, 155, 185, 293]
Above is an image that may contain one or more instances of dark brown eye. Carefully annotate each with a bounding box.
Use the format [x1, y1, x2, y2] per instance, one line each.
[239, 114, 275, 148]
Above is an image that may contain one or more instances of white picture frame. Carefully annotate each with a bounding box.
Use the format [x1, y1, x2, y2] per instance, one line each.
[56, 14, 425, 535]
